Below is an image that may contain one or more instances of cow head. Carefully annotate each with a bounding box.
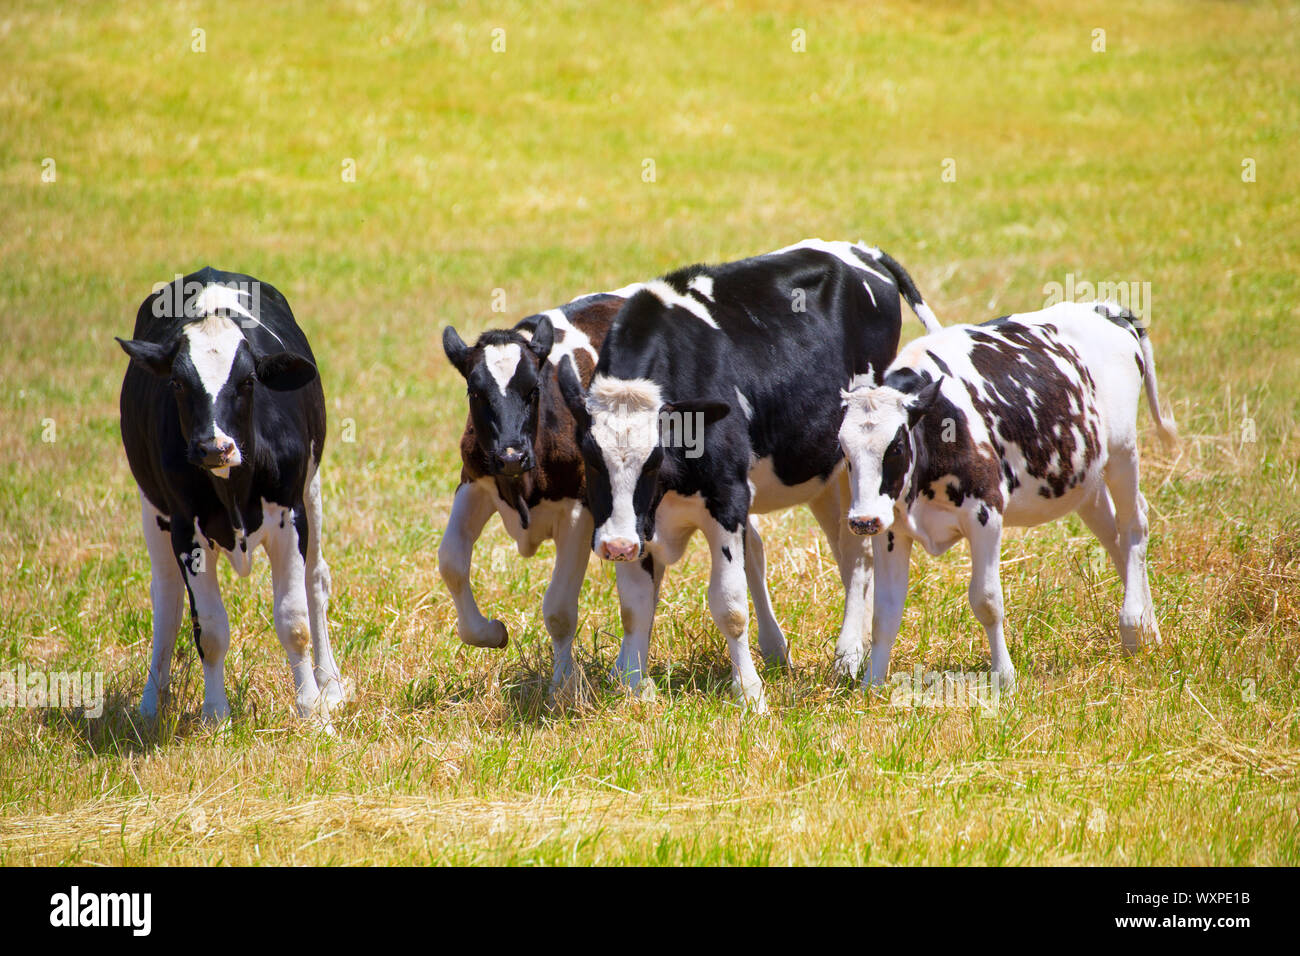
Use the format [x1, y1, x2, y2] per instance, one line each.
[838, 377, 944, 535]
[557, 358, 729, 561]
[443, 315, 555, 478]
[117, 315, 317, 476]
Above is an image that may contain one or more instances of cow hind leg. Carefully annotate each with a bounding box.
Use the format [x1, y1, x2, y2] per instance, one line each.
[438, 482, 509, 648]
[544, 509, 593, 698]
[139, 495, 185, 718]
[705, 520, 766, 712]
[304, 469, 350, 709]
[967, 517, 1016, 693]
[1104, 450, 1160, 653]
[744, 519, 790, 668]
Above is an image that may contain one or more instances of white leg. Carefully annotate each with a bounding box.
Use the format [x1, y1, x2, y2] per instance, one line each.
[1077, 486, 1125, 577]
[612, 556, 662, 695]
[967, 516, 1016, 690]
[264, 506, 326, 720]
[704, 520, 766, 711]
[179, 534, 232, 724]
[544, 508, 593, 695]
[864, 531, 912, 687]
[304, 469, 349, 708]
[1105, 452, 1160, 652]
[438, 481, 508, 648]
[811, 477, 873, 678]
[744, 519, 789, 667]
[138, 494, 185, 718]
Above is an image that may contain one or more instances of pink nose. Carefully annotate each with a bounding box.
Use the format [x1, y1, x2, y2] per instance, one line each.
[598, 538, 639, 561]
[848, 515, 882, 536]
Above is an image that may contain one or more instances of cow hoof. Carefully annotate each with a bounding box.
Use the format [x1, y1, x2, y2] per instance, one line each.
[733, 681, 768, 714]
[461, 620, 508, 649]
[831, 649, 864, 682]
[319, 675, 355, 709]
[758, 641, 792, 669]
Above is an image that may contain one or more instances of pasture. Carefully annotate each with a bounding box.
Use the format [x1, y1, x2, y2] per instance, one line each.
[0, 0, 1297, 865]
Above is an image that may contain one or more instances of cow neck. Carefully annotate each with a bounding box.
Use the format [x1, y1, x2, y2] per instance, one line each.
[494, 473, 533, 529]
[208, 466, 252, 540]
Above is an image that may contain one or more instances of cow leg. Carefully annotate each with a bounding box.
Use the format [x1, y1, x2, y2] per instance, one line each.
[1077, 486, 1126, 578]
[810, 478, 873, 679]
[1104, 451, 1160, 652]
[864, 531, 912, 687]
[612, 556, 663, 696]
[744, 519, 789, 668]
[438, 481, 508, 648]
[704, 519, 766, 711]
[304, 469, 349, 709]
[139, 494, 185, 718]
[544, 508, 594, 695]
[174, 527, 232, 724]
[967, 516, 1016, 692]
[265, 506, 327, 720]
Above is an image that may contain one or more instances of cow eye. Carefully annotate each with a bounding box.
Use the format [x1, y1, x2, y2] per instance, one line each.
[169, 378, 185, 392]
[238, 375, 255, 391]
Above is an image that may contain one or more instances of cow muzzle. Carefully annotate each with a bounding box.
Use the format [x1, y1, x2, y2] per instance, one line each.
[597, 537, 641, 562]
[192, 437, 239, 470]
[848, 515, 884, 536]
[493, 446, 532, 477]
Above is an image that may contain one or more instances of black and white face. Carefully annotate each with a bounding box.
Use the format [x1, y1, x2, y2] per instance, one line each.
[118, 314, 317, 477]
[442, 317, 554, 478]
[558, 363, 728, 562]
[838, 379, 941, 536]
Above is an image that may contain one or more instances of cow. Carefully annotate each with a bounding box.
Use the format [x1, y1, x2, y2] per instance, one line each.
[556, 240, 942, 710]
[117, 267, 348, 725]
[439, 289, 798, 696]
[837, 300, 1178, 691]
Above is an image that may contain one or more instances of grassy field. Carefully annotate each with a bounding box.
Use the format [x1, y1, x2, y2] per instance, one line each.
[1, 0, 1297, 865]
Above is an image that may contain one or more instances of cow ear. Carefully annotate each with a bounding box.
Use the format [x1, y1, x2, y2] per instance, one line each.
[116, 336, 178, 377]
[908, 378, 943, 428]
[556, 356, 590, 431]
[664, 399, 731, 426]
[442, 326, 472, 378]
[526, 314, 554, 363]
[256, 351, 318, 391]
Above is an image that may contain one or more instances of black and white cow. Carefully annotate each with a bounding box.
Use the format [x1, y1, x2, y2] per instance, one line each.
[118, 267, 348, 724]
[557, 240, 942, 709]
[440, 287, 798, 695]
[837, 300, 1177, 690]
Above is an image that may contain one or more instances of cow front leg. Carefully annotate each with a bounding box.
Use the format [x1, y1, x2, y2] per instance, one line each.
[612, 556, 663, 698]
[864, 531, 912, 687]
[174, 526, 232, 724]
[304, 469, 350, 709]
[265, 506, 327, 721]
[809, 476, 871, 679]
[967, 516, 1016, 692]
[1105, 451, 1160, 652]
[139, 494, 185, 718]
[706, 520, 766, 711]
[438, 481, 508, 648]
[544, 508, 594, 697]
[744, 519, 790, 668]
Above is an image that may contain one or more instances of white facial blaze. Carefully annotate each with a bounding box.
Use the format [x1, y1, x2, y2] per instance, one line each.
[587, 376, 663, 547]
[839, 385, 912, 527]
[182, 314, 247, 468]
[483, 343, 523, 395]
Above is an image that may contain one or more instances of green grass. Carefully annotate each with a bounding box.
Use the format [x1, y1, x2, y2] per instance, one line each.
[0, 0, 1297, 865]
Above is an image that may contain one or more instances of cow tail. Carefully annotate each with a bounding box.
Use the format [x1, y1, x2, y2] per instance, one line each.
[863, 247, 943, 335]
[1138, 331, 1178, 447]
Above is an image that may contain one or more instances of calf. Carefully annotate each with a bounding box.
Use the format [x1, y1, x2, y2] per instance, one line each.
[838, 300, 1177, 690]
[118, 267, 348, 724]
[558, 240, 941, 709]
[439, 289, 797, 694]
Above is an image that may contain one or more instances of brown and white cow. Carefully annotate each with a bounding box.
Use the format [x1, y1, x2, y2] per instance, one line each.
[838, 301, 1177, 690]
